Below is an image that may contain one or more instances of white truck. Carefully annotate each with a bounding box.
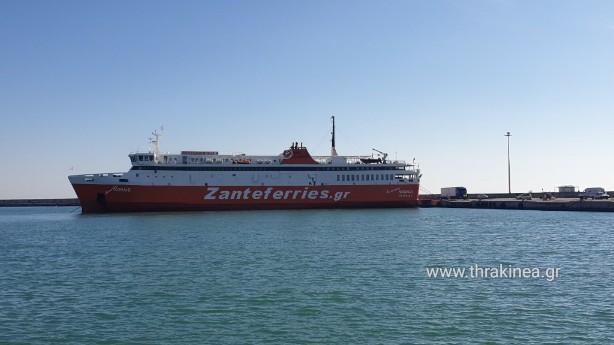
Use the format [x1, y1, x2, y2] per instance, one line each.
[578, 187, 610, 200]
[441, 187, 468, 200]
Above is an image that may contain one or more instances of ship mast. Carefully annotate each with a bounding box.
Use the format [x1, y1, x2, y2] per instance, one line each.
[331, 116, 338, 156]
[150, 128, 163, 162]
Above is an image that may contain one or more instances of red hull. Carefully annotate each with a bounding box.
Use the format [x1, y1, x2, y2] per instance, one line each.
[71, 184, 419, 213]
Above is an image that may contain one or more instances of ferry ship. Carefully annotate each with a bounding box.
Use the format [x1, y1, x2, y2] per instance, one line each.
[68, 118, 421, 213]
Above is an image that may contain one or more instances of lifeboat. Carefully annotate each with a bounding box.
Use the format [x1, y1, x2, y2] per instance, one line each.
[233, 158, 251, 164]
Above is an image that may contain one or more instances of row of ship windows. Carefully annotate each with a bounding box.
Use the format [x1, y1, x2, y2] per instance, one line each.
[132, 155, 154, 162]
[131, 166, 404, 172]
[338, 174, 397, 182]
[106, 173, 416, 182]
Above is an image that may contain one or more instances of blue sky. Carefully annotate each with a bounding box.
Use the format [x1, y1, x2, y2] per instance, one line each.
[1, 0, 613, 198]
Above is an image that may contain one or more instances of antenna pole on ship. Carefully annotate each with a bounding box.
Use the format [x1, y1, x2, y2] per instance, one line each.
[331, 116, 338, 156]
[150, 127, 163, 162]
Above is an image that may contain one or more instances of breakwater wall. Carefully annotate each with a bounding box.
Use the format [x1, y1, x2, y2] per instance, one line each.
[0, 199, 80, 207]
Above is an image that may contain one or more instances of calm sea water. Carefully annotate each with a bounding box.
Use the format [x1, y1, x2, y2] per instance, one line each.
[1, 206, 613, 344]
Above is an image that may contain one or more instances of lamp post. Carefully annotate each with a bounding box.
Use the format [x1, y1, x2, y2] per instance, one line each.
[505, 132, 511, 194]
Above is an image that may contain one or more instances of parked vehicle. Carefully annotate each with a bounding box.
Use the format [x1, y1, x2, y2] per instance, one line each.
[541, 193, 556, 201]
[579, 187, 610, 200]
[515, 194, 532, 200]
[476, 194, 488, 200]
[441, 187, 468, 200]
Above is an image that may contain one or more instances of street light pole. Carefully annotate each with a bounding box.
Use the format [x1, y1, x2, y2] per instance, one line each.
[505, 132, 511, 194]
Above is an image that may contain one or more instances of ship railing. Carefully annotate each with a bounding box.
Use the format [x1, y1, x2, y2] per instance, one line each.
[312, 155, 408, 165]
[312, 156, 333, 164]
[87, 172, 126, 177]
[157, 155, 282, 166]
[234, 155, 281, 165]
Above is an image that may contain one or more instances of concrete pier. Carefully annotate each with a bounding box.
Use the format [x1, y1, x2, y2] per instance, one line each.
[2, 196, 613, 212]
[423, 197, 614, 212]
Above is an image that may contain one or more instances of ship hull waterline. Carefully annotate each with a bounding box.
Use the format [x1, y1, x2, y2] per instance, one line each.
[71, 184, 420, 213]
